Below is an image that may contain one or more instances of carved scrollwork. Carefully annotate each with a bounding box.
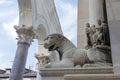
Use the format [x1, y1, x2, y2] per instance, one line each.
[14, 25, 35, 44]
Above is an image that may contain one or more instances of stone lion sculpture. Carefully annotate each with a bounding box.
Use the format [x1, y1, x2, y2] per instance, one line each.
[43, 33, 112, 68]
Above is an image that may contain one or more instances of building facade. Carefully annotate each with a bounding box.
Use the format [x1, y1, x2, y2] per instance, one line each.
[0, 68, 36, 80]
[77, 0, 120, 74]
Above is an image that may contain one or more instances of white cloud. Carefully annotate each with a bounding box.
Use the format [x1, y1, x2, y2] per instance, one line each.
[0, 62, 12, 69]
[0, 50, 12, 69]
[2, 16, 19, 39]
[0, 10, 15, 19]
[0, 0, 18, 69]
[0, 0, 13, 4]
[54, 0, 77, 45]
[0, 0, 18, 22]
[0, 51, 5, 58]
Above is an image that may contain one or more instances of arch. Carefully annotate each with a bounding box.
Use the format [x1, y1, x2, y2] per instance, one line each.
[17, 0, 62, 57]
[10, 0, 62, 79]
[17, 0, 32, 27]
[33, 15, 50, 41]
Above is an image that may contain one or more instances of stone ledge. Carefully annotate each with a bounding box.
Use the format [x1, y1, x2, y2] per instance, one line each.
[40, 67, 113, 76]
[64, 74, 120, 80]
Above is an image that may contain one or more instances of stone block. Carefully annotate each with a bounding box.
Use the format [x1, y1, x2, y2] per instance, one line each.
[40, 67, 113, 80]
[64, 74, 120, 80]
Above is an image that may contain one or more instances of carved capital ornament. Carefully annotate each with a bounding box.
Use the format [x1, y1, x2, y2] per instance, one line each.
[14, 25, 35, 45]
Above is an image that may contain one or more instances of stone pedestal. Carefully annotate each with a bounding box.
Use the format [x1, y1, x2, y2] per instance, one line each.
[39, 67, 115, 80]
[64, 74, 120, 80]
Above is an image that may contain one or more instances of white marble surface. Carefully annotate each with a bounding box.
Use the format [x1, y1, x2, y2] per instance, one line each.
[77, 0, 89, 48]
[106, 0, 120, 74]
[40, 67, 113, 80]
[64, 74, 120, 80]
[89, 0, 104, 26]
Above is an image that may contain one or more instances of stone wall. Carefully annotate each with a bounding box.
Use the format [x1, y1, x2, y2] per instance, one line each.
[77, 0, 89, 48]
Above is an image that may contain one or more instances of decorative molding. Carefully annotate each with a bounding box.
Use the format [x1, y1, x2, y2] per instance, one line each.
[14, 25, 35, 45]
[64, 74, 120, 80]
[35, 53, 50, 66]
[40, 67, 113, 77]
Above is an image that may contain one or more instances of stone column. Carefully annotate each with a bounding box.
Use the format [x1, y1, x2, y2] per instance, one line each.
[89, 0, 104, 25]
[9, 25, 34, 80]
[77, 0, 89, 48]
[106, 0, 120, 74]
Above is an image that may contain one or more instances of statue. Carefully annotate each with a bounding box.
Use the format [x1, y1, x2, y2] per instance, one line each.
[85, 23, 92, 49]
[49, 50, 60, 62]
[42, 33, 112, 68]
[91, 19, 104, 46]
[92, 25, 104, 46]
[86, 19, 111, 49]
[101, 21, 110, 46]
[84, 19, 112, 67]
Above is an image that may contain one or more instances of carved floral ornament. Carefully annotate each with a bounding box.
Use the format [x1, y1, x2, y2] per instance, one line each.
[14, 25, 35, 44]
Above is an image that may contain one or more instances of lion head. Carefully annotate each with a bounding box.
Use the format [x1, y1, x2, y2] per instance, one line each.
[44, 34, 64, 51]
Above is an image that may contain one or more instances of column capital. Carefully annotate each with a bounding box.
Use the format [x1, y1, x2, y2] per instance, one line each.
[14, 25, 35, 45]
[35, 53, 50, 66]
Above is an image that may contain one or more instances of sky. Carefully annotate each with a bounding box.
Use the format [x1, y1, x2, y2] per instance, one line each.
[0, 0, 77, 70]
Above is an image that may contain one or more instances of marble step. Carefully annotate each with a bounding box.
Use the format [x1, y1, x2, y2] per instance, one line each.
[64, 74, 120, 80]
